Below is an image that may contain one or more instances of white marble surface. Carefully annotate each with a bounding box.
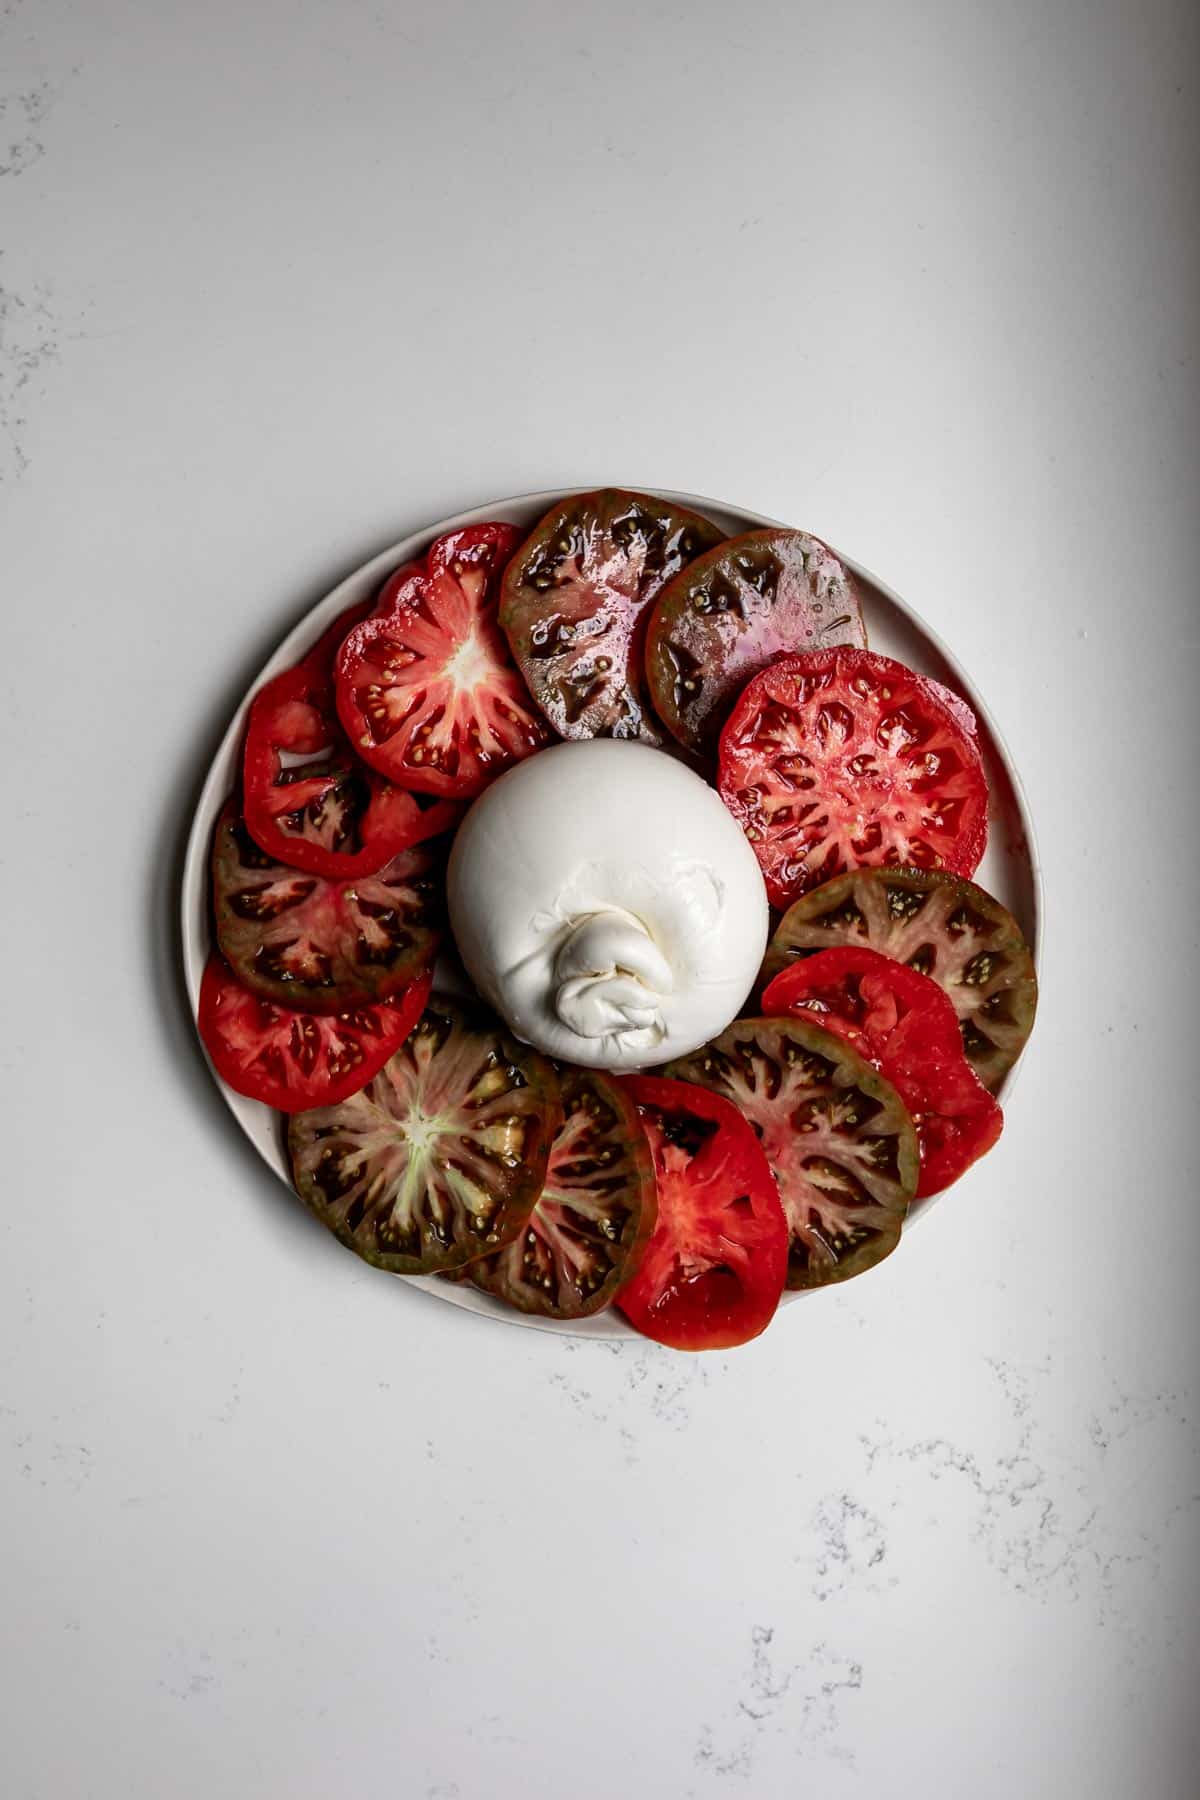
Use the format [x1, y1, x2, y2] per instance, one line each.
[3, 2, 1197, 1795]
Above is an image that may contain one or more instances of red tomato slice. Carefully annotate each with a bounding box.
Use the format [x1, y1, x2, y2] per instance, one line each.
[718, 648, 989, 907]
[198, 955, 431, 1113]
[243, 599, 462, 878]
[335, 522, 552, 798]
[762, 947, 1002, 1197]
[616, 1074, 787, 1350]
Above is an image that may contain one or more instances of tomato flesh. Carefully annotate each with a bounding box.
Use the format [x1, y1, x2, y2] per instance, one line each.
[499, 490, 723, 742]
[198, 954, 430, 1112]
[213, 806, 443, 1013]
[666, 1017, 917, 1290]
[335, 522, 551, 798]
[243, 601, 461, 878]
[287, 998, 560, 1275]
[616, 1075, 787, 1350]
[762, 948, 1002, 1198]
[718, 648, 989, 907]
[467, 1066, 656, 1318]
[646, 529, 868, 753]
[760, 867, 1036, 1092]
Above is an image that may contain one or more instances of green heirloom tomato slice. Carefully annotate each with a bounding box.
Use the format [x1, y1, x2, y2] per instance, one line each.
[213, 805, 443, 1014]
[499, 489, 723, 742]
[467, 1065, 656, 1318]
[666, 1016, 917, 1291]
[287, 997, 560, 1275]
[760, 867, 1037, 1091]
[646, 529, 868, 753]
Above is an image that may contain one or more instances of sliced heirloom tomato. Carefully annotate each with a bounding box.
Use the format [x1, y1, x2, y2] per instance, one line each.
[646, 530, 868, 753]
[198, 954, 431, 1112]
[760, 867, 1036, 1091]
[499, 490, 723, 742]
[718, 649, 989, 908]
[287, 997, 560, 1275]
[615, 1075, 787, 1350]
[666, 1017, 917, 1291]
[243, 601, 461, 878]
[762, 948, 1002, 1198]
[335, 522, 551, 798]
[467, 1066, 656, 1318]
[213, 806, 442, 1013]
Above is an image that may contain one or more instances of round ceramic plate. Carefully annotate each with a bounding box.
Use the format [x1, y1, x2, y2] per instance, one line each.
[182, 489, 1041, 1339]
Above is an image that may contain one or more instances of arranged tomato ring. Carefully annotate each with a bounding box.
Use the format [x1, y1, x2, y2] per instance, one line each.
[499, 490, 723, 742]
[198, 954, 430, 1112]
[615, 1075, 787, 1350]
[762, 948, 1002, 1197]
[213, 806, 442, 1013]
[666, 1016, 917, 1290]
[760, 867, 1035, 1091]
[335, 522, 551, 798]
[287, 997, 560, 1274]
[646, 530, 868, 753]
[243, 601, 461, 878]
[466, 1065, 655, 1318]
[718, 648, 989, 907]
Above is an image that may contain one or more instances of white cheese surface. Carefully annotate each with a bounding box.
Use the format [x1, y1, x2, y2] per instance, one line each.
[446, 740, 769, 1068]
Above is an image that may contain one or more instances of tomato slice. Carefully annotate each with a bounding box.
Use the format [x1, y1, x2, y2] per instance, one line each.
[334, 522, 551, 798]
[213, 805, 442, 1013]
[466, 1066, 656, 1318]
[499, 490, 723, 742]
[646, 530, 868, 753]
[287, 997, 560, 1275]
[615, 1075, 787, 1350]
[243, 601, 462, 878]
[760, 867, 1036, 1092]
[718, 649, 989, 908]
[666, 1017, 917, 1291]
[198, 954, 430, 1113]
[761, 948, 1002, 1198]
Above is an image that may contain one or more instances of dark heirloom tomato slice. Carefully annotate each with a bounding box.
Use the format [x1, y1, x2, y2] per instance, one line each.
[762, 948, 1002, 1198]
[467, 1066, 655, 1318]
[334, 522, 551, 799]
[213, 806, 442, 1014]
[760, 867, 1035, 1091]
[287, 998, 560, 1275]
[198, 955, 431, 1113]
[646, 529, 868, 753]
[718, 649, 989, 908]
[666, 1017, 917, 1291]
[615, 1075, 787, 1350]
[499, 490, 723, 742]
[243, 601, 461, 879]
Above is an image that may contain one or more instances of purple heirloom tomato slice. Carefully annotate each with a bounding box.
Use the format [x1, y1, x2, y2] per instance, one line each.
[213, 805, 443, 1014]
[467, 1065, 656, 1318]
[499, 489, 723, 742]
[646, 529, 868, 753]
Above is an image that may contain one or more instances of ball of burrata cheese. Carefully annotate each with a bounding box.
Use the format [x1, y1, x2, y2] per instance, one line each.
[446, 740, 769, 1069]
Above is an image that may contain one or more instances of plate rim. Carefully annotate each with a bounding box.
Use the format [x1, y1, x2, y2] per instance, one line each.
[180, 486, 1043, 1342]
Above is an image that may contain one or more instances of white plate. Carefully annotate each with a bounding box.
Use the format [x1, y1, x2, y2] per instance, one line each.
[181, 490, 1042, 1340]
